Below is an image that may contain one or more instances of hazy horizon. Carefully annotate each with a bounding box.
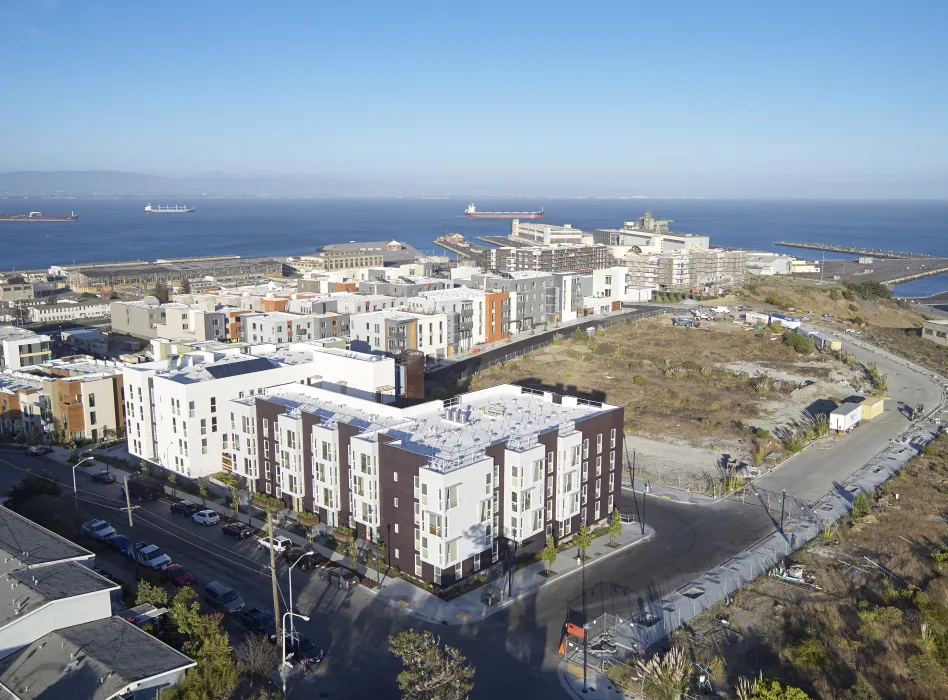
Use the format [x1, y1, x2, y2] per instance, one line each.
[1, 2, 946, 198]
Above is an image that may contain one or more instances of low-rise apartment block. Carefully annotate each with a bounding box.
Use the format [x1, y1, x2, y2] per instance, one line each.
[350, 309, 450, 360]
[124, 343, 401, 478]
[33, 357, 127, 442]
[238, 311, 349, 344]
[0, 327, 52, 371]
[18, 296, 111, 324]
[111, 298, 233, 341]
[510, 220, 588, 246]
[356, 276, 451, 298]
[413, 287, 509, 351]
[488, 243, 615, 274]
[0, 373, 45, 438]
[461, 272, 556, 333]
[228, 383, 623, 587]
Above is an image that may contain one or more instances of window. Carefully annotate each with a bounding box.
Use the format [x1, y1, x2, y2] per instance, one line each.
[446, 485, 459, 509]
[609, 473, 615, 491]
[88, 393, 96, 408]
[421, 483, 428, 505]
[393, 471, 398, 482]
[608, 495, 614, 512]
[533, 459, 543, 482]
[201, 419, 207, 435]
[394, 497, 399, 508]
[394, 523, 399, 534]
[212, 416, 218, 433]
[394, 548, 400, 559]
[262, 419, 269, 437]
[582, 438, 589, 459]
[189, 401, 195, 418]
[547, 452, 554, 473]
[596, 480, 601, 498]
[610, 428, 616, 448]
[597, 433, 603, 453]
[596, 456, 602, 476]
[89, 411, 97, 425]
[446, 538, 459, 564]
[201, 438, 208, 454]
[211, 397, 217, 413]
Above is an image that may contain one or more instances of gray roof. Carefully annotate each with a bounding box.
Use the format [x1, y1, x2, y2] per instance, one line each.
[0, 562, 118, 630]
[0, 616, 195, 700]
[0, 506, 92, 571]
[322, 240, 423, 264]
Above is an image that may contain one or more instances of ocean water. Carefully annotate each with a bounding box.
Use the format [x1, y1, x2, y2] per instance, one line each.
[1, 197, 946, 296]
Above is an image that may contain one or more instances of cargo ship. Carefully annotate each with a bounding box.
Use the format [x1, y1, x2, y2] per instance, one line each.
[464, 203, 544, 219]
[144, 203, 195, 213]
[0, 211, 78, 222]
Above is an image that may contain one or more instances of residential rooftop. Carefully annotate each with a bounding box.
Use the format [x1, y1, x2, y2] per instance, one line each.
[0, 373, 43, 394]
[0, 327, 47, 343]
[0, 616, 195, 700]
[0, 506, 93, 571]
[0, 562, 119, 630]
[418, 287, 487, 300]
[243, 384, 615, 472]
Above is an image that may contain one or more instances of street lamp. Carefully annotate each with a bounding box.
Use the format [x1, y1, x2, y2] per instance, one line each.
[72, 455, 96, 521]
[287, 551, 314, 640]
[281, 612, 310, 698]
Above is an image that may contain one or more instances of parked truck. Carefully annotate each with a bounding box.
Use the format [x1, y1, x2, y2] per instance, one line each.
[121, 476, 165, 502]
[830, 402, 863, 432]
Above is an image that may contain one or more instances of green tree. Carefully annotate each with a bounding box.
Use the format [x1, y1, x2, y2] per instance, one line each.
[842, 676, 880, 700]
[169, 586, 203, 639]
[751, 679, 811, 700]
[150, 282, 170, 303]
[608, 508, 623, 546]
[198, 478, 208, 506]
[851, 492, 871, 519]
[167, 471, 177, 497]
[168, 615, 238, 700]
[6, 474, 62, 510]
[541, 535, 558, 573]
[388, 629, 474, 700]
[575, 523, 593, 557]
[180, 278, 192, 294]
[135, 580, 169, 608]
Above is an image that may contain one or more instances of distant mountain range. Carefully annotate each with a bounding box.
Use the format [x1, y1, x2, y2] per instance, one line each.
[0, 170, 356, 197]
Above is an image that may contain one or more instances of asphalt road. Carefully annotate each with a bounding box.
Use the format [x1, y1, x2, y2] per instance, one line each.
[790, 257, 948, 286]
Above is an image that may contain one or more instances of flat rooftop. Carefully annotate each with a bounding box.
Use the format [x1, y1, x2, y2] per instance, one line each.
[246, 384, 615, 472]
[0, 373, 43, 394]
[0, 327, 46, 343]
[0, 616, 195, 700]
[419, 287, 486, 300]
[74, 257, 282, 279]
[0, 506, 92, 570]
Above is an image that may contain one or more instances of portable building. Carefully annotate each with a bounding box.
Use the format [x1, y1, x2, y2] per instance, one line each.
[769, 313, 802, 330]
[743, 311, 770, 326]
[860, 396, 885, 420]
[829, 402, 862, 432]
[812, 332, 842, 351]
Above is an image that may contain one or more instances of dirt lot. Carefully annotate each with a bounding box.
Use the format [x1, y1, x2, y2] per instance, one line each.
[469, 316, 864, 461]
[673, 433, 948, 699]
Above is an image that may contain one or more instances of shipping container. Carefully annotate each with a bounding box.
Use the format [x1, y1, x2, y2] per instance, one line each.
[860, 396, 885, 420]
[812, 332, 842, 351]
[829, 402, 862, 432]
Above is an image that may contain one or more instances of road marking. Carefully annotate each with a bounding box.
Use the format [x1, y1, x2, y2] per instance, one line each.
[396, 599, 410, 608]
[456, 612, 471, 621]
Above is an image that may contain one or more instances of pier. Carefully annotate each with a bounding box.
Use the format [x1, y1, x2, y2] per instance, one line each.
[433, 234, 489, 260]
[788, 256, 948, 286]
[775, 241, 935, 259]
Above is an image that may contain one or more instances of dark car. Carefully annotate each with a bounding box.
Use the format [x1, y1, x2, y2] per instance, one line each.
[239, 608, 277, 640]
[91, 470, 117, 484]
[221, 522, 255, 540]
[170, 501, 202, 517]
[25, 445, 53, 456]
[284, 634, 325, 666]
[105, 534, 133, 555]
[318, 567, 357, 590]
[165, 563, 194, 586]
[283, 547, 324, 570]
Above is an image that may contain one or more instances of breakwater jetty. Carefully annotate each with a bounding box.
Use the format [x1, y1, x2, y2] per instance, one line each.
[775, 241, 934, 259]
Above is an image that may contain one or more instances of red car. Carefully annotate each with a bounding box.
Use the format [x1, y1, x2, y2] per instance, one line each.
[165, 564, 194, 586]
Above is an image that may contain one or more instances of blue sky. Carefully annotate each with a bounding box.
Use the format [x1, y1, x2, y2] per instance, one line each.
[1, 0, 946, 196]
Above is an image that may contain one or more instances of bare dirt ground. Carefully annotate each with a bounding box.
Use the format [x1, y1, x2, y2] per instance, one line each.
[468, 317, 864, 477]
[673, 434, 948, 700]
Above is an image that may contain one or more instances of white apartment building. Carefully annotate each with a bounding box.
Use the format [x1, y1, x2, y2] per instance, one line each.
[350, 309, 450, 360]
[511, 220, 588, 245]
[229, 383, 624, 587]
[329, 293, 399, 315]
[21, 297, 112, 324]
[0, 327, 52, 371]
[414, 287, 490, 350]
[123, 343, 399, 478]
[238, 311, 348, 344]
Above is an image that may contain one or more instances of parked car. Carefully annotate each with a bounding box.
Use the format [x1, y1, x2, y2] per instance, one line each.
[136, 544, 171, 570]
[165, 563, 194, 586]
[80, 519, 117, 541]
[91, 470, 117, 484]
[204, 581, 245, 614]
[121, 477, 164, 502]
[257, 535, 292, 553]
[105, 534, 133, 555]
[284, 634, 325, 666]
[170, 501, 202, 517]
[239, 607, 277, 640]
[192, 509, 220, 527]
[25, 445, 53, 456]
[126, 541, 148, 559]
[283, 546, 324, 570]
[318, 567, 357, 590]
[222, 522, 255, 540]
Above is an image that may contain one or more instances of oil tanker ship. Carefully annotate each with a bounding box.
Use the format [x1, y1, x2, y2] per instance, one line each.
[0, 211, 78, 222]
[464, 203, 544, 219]
[144, 203, 195, 213]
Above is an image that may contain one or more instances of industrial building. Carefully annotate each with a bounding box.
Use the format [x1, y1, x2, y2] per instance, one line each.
[228, 383, 623, 587]
[67, 257, 285, 293]
[510, 220, 588, 246]
[923, 320, 948, 347]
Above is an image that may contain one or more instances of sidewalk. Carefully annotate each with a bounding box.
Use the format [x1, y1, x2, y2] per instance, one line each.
[56, 446, 655, 626]
[559, 661, 640, 700]
[622, 475, 719, 506]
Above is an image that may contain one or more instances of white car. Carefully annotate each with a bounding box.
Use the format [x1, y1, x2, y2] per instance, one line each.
[136, 545, 171, 570]
[192, 509, 220, 527]
[257, 535, 292, 553]
[80, 519, 117, 541]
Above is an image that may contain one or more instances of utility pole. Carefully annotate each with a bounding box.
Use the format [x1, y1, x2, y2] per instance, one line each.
[780, 489, 787, 533]
[122, 476, 140, 581]
[267, 510, 282, 643]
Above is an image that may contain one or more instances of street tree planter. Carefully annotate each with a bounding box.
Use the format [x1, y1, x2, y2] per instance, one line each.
[295, 511, 319, 527]
[252, 493, 285, 514]
[333, 526, 354, 543]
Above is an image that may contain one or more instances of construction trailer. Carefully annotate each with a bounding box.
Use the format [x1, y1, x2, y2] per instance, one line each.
[830, 402, 863, 432]
[860, 396, 885, 420]
[743, 311, 770, 326]
[769, 313, 802, 330]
